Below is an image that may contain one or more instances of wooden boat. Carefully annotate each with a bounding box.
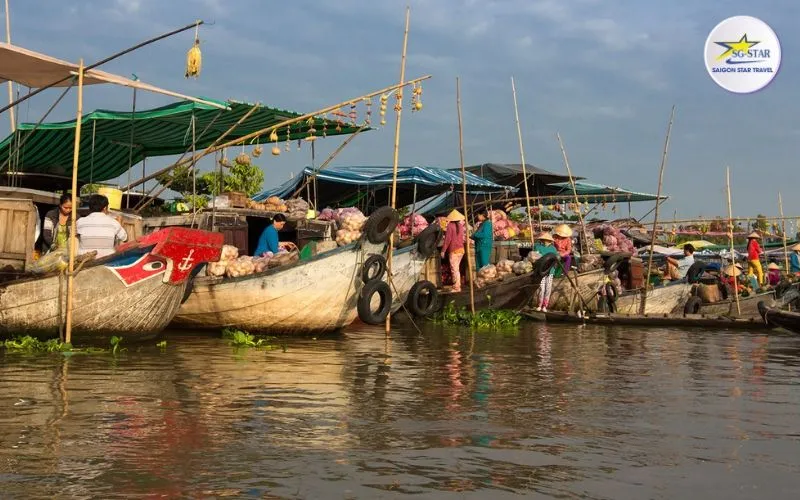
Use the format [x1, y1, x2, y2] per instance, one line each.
[546, 268, 606, 312]
[693, 290, 774, 318]
[437, 271, 538, 311]
[0, 228, 223, 340]
[385, 244, 430, 314]
[524, 309, 770, 330]
[614, 282, 693, 315]
[758, 302, 800, 334]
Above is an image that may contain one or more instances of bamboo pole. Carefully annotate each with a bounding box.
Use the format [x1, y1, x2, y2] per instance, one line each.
[456, 77, 475, 314]
[779, 192, 790, 274]
[64, 60, 85, 345]
[726, 167, 741, 316]
[0, 20, 206, 117]
[4, 0, 14, 133]
[385, 6, 411, 335]
[640, 105, 676, 315]
[128, 75, 432, 192]
[510, 77, 535, 249]
[556, 133, 586, 252]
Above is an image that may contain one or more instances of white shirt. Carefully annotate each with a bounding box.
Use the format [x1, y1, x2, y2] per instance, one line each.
[676, 254, 695, 279]
[76, 212, 128, 258]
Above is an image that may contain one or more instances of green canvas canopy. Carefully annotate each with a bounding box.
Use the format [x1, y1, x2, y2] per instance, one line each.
[0, 99, 364, 183]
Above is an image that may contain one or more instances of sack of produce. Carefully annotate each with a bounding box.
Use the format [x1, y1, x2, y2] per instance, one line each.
[497, 270, 514, 281]
[512, 260, 533, 275]
[207, 260, 228, 277]
[475, 277, 487, 289]
[527, 251, 542, 264]
[220, 245, 239, 261]
[268, 250, 299, 268]
[397, 214, 429, 239]
[496, 259, 515, 273]
[29, 248, 71, 274]
[477, 264, 498, 280]
[285, 198, 310, 219]
[225, 256, 256, 278]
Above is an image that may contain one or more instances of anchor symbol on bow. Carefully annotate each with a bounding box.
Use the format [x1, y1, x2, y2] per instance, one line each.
[177, 249, 196, 272]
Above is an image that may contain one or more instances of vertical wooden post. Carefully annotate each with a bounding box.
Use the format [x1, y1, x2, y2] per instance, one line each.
[510, 77, 535, 249]
[64, 59, 85, 344]
[640, 105, 676, 315]
[726, 167, 741, 316]
[456, 77, 475, 314]
[779, 192, 790, 275]
[4, 0, 15, 133]
[385, 6, 411, 335]
[556, 133, 586, 252]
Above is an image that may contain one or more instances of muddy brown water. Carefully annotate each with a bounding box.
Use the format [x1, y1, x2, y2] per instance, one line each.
[1, 322, 799, 499]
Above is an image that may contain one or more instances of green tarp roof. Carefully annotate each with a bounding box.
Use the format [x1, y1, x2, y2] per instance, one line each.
[0, 99, 363, 182]
[545, 181, 666, 204]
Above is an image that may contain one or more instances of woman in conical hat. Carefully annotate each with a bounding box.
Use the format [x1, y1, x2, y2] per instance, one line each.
[791, 242, 800, 276]
[552, 224, 573, 272]
[721, 263, 745, 294]
[533, 232, 558, 311]
[746, 231, 764, 286]
[767, 262, 782, 286]
[441, 210, 466, 292]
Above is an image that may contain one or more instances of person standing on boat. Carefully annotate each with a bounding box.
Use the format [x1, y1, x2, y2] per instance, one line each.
[747, 232, 764, 286]
[76, 194, 128, 258]
[534, 232, 558, 312]
[791, 243, 800, 276]
[441, 210, 466, 293]
[552, 224, 573, 272]
[471, 209, 493, 270]
[42, 193, 73, 253]
[665, 243, 695, 281]
[254, 213, 287, 257]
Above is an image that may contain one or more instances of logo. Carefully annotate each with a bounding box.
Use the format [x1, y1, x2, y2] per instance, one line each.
[107, 252, 167, 287]
[177, 249, 196, 272]
[704, 16, 781, 93]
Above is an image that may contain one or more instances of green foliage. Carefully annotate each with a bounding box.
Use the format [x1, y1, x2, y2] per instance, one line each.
[201, 160, 265, 197]
[222, 328, 281, 350]
[155, 165, 210, 196]
[110, 336, 126, 356]
[156, 340, 167, 348]
[3, 335, 106, 355]
[80, 183, 103, 196]
[182, 194, 209, 210]
[754, 214, 769, 232]
[435, 302, 522, 329]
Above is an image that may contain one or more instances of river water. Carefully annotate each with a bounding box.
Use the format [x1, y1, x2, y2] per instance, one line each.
[1, 322, 799, 499]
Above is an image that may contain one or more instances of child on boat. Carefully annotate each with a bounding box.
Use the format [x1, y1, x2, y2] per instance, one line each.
[534, 232, 558, 312]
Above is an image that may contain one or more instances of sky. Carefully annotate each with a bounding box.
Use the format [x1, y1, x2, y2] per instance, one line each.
[3, 0, 799, 223]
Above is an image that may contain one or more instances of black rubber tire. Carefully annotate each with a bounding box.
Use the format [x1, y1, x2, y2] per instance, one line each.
[534, 253, 559, 276]
[361, 254, 386, 283]
[364, 206, 399, 244]
[406, 280, 439, 317]
[757, 300, 769, 322]
[357, 280, 393, 325]
[684, 296, 703, 315]
[415, 224, 441, 258]
[686, 262, 706, 284]
[605, 283, 617, 313]
[775, 280, 792, 299]
[604, 253, 627, 274]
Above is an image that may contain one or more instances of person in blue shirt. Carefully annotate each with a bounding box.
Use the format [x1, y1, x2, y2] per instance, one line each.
[254, 213, 286, 256]
[471, 210, 494, 270]
[791, 243, 800, 276]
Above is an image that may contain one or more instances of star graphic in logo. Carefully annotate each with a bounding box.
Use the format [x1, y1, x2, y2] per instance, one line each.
[715, 34, 760, 61]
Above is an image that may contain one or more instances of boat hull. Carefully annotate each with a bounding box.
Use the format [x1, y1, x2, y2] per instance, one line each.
[758, 302, 800, 334]
[438, 272, 537, 311]
[697, 291, 773, 318]
[525, 309, 769, 330]
[0, 228, 223, 340]
[173, 240, 388, 334]
[545, 269, 606, 312]
[615, 283, 693, 315]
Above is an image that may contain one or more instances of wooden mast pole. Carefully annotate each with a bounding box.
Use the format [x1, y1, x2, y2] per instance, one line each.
[64, 59, 85, 344]
[640, 105, 676, 315]
[510, 77, 535, 249]
[456, 77, 475, 314]
[556, 133, 586, 251]
[726, 167, 741, 316]
[4, 0, 15, 132]
[779, 192, 790, 275]
[385, 6, 411, 335]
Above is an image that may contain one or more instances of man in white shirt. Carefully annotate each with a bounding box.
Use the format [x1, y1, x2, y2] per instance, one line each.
[666, 243, 695, 281]
[76, 194, 128, 258]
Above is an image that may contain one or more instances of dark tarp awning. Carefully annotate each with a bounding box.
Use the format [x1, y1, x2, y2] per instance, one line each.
[460, 163, 581, 198]
[0, 99, 363, 186]
[255, 165, 512, 210]
[545, 181, 667, 204]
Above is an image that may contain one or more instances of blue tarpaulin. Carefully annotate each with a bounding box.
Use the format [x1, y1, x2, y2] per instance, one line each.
[255, 165, 513, 210]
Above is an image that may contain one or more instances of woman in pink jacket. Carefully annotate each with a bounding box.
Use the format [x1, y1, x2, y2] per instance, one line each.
[441, 210, 466, 292]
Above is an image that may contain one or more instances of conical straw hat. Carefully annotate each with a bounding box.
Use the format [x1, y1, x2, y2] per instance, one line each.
[747, 231, 761, 239]
[768, 262, 780, 270]
[537, 232, 554, 242]
[553, 224, 573, 237]
[446, 209, 465, 222]
[723, 264, 742, 277]
[791, 243, 800, 252]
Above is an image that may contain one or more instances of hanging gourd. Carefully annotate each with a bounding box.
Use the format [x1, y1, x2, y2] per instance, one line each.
[364, 98, 372, 125]
[284, 125, 291, 152]
[411, 83, 423, 112]
[252, 137, 263, 158]
[379, 94, 388, 126]
[185, 23, 202, 78]
[322, 116, 329, 137]
[236, 151, 251, 166]
[305, 117, 317, 142]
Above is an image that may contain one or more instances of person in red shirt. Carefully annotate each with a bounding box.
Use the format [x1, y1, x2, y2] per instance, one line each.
[746, 232, 764, 286]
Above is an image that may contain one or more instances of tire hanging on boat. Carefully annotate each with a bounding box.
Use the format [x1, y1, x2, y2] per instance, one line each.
[684, 296, 703, 315]
[363, 206, 399, 244]
[686, 262, 706, 284]
[406, 280, 439, 317]
[415, 224, 441, 258]
[361, 254, 387, 283]
[357, 280, 393, 325]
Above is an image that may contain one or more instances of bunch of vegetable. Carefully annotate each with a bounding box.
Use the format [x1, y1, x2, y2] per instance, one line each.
[285, 198, 309, 219]
[599, 225, 636, 254]
[496, 260, 515, 273]
[512, 260, 533, 275]
[477, 264, 498, 280]
[396, 214, 429, 240]
[490, 210, 521, 241]
[207, 245, 240, 276]
[316, 208, 337, 222]
[335, 209, 367, 246]
[226, 256, 257, 278]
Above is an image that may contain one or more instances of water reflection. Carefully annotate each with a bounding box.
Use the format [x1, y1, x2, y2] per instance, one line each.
[1, 324, 800, 498]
